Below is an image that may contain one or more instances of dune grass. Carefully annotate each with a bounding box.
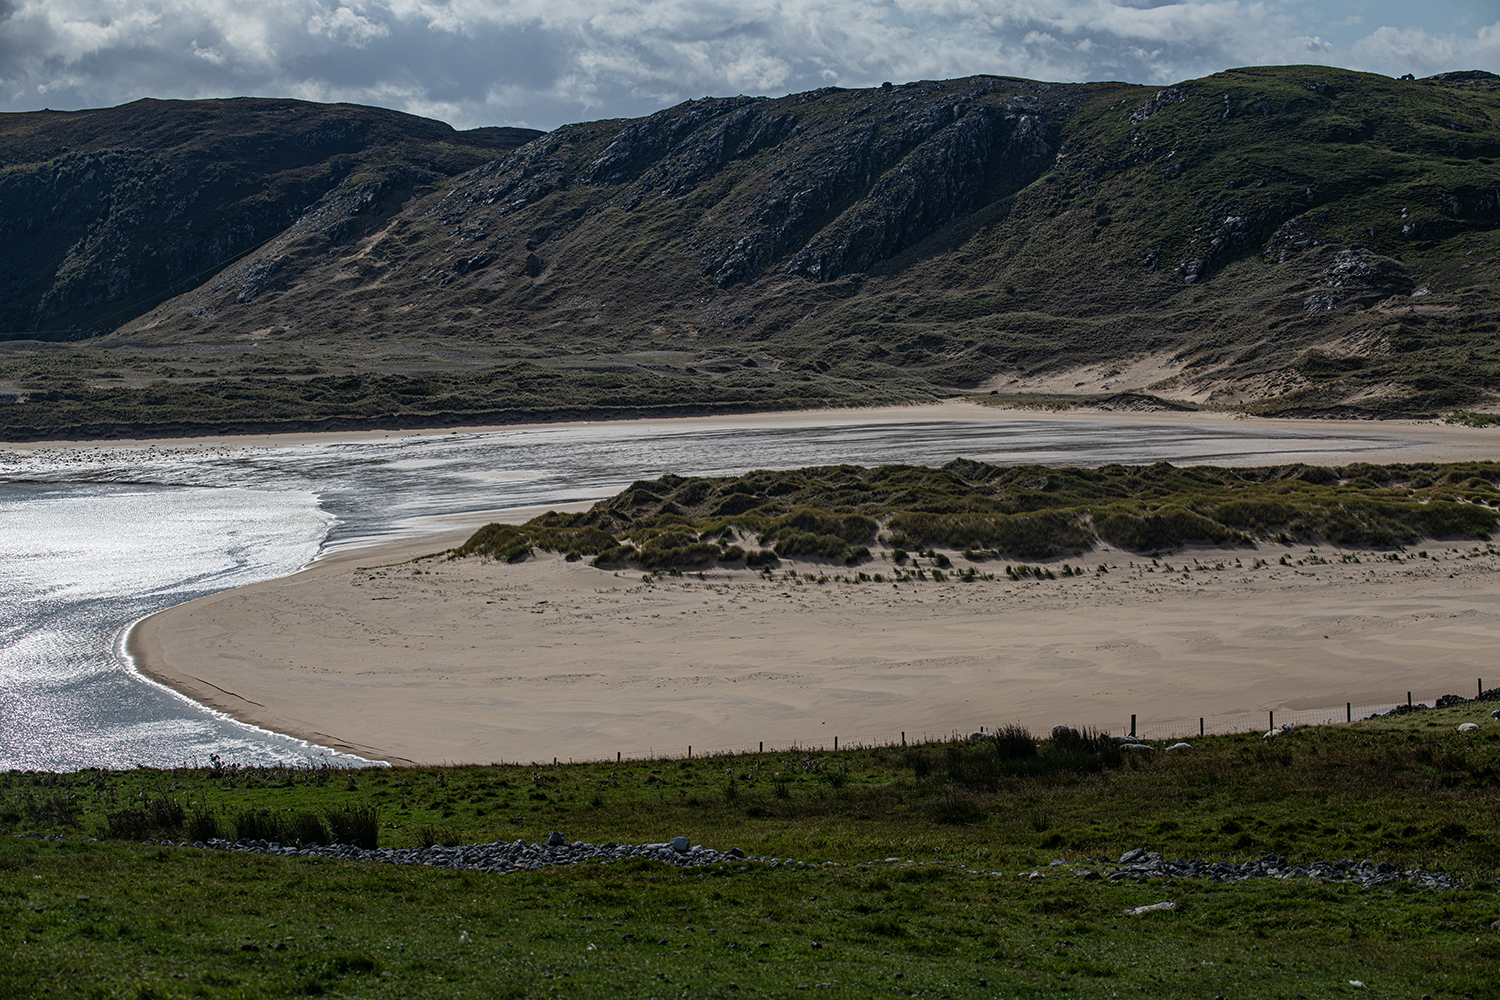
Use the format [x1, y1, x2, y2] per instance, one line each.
[454, 459, 1500, 571]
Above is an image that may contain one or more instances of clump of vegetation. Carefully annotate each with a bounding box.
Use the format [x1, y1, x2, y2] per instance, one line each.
[325, 804, 380, 849]
[104, 795, 185, 840]
[455, 459, 1500, 571]
[1445, 411, 1500, 428]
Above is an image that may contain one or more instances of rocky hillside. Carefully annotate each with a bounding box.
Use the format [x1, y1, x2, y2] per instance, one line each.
[0, 99, 540, 337]
[1, 67, 1498, 438]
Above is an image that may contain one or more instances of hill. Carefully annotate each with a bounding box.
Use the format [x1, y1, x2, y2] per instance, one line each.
[1, 67, 1498, 439]
[0, 98, 540, 338]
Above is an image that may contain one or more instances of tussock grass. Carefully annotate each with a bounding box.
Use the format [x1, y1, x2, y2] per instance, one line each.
[454, 458, 1500, 572]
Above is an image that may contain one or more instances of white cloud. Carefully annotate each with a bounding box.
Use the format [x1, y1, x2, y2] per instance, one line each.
[307, 5, 391, 46]
[1350, 22, 1500, 78]
[0, 0, 1493, 130]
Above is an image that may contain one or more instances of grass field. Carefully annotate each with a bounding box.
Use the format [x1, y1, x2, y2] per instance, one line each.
[4, 709, 1498, 998]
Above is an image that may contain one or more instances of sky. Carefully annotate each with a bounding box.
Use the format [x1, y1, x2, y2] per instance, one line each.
[1, 0, 1496, 131]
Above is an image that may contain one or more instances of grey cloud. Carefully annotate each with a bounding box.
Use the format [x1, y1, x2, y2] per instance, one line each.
[0, 0, 1492, 130]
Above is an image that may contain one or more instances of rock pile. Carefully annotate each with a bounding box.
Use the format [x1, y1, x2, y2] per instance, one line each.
[1371, 687, 1500, 719]
[182, 833, 801, 874]
[1094, 849, 1458, 890]
[47, 833, 1461, 890]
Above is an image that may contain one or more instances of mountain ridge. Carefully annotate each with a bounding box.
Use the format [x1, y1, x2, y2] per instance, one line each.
[1, 66, 1497, 439]
[0, 97, 541, 337]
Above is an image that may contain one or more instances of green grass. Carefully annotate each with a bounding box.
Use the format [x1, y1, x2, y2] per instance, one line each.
[4, 712, 1500, 996]
[454, 459, 1500, 570]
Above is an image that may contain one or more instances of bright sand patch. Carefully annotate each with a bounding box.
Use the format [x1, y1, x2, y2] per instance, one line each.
[130, 532, 1500, 764]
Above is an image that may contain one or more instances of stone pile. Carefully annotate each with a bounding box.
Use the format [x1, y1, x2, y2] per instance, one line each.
[182, 832, 807, 875]
[1092, 848, 1458, 890]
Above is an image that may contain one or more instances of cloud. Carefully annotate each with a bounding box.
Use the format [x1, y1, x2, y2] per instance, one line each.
[0, 0, 1493, 130]
[1349, 22, 1500, 78]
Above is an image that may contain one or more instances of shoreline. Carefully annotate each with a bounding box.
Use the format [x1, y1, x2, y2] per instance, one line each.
[7, 398, 1500, 464]
[90, 404, 1500, 766]
[126, 503, 596, 763]
[129, 525, 1500, 765]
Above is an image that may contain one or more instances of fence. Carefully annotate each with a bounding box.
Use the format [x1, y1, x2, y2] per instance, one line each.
[527, 677, 1495, 766]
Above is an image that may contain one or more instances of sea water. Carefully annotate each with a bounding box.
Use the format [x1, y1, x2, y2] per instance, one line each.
[0, 413, 1417, 770]
[0, 483, 337, 769]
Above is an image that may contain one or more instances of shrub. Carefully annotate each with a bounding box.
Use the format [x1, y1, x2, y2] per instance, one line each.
[888, 511, 1092, 559]
[929, 785, 987, 825]
[232, 808, 282, 843]
[105, 796, 184, 840]
[325, 804, 380, 849]
[285, 815, 333, 845]
[413, 824, 464, 847]
[17, 789, 82, 829]
[591, 544, 636, 567]
[991, 724, 1038, 761]
[1095, 505, 1241, 551]
[185, 807, 223, 842]
[637, 541, 721, 569]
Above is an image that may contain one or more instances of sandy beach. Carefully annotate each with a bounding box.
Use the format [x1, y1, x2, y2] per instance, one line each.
[97, 403, 1500, 765]
[130, 527, 1500, 764]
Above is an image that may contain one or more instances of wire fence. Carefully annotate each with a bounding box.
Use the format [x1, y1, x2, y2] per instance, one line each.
[529, 677, 1496, 766]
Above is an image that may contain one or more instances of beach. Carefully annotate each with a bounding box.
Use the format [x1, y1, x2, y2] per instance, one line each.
[129, 530, 1500, 765]
[101, 402, 1500, 765]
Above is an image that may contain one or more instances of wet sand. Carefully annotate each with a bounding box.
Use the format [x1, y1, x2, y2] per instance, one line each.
[130, 531, 1500, 765]
[9, 398, 1500, 466]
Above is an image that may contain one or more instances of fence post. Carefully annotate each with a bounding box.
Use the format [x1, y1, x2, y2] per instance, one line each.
[901, 732, 906, 746]
[1269, 711, 1274, 731]
[759, 742, 763, 753]
[1200, 718, 1204, 737]
[688, 746, 692, 758]
[617, 751, 621, 763]
[1347, 703, 1351, 722]
[834, 736, 838, 750]
[1130, 714, 1136, 738]
[1407, 692, 1412, 708]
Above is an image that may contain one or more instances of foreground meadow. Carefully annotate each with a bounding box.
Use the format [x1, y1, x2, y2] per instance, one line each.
[3, 709, 1498, 998]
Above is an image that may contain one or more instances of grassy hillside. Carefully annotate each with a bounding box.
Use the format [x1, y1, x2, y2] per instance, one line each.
[1, 67, 1497, 438]
[3, 711, 1497, 997]
[0, 98, 540, 339]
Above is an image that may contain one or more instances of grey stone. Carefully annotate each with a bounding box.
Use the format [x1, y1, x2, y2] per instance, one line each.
[547, 831, 566, 847]
[670, 836, 691, 853]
